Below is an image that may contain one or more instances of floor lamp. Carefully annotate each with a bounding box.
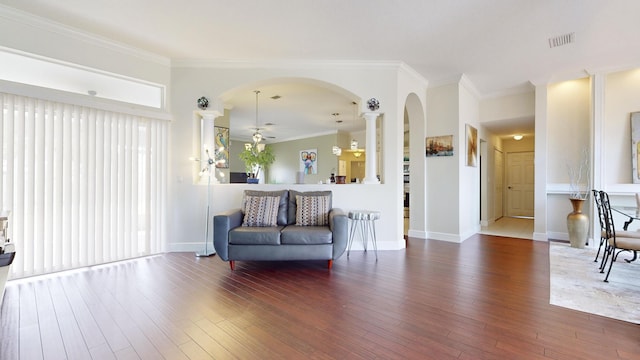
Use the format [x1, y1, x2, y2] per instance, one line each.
[195, 149, 216, 257]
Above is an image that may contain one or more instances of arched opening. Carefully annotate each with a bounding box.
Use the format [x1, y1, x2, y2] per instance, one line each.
[213, 78, 370, 184]
[403, 93, 426, 239]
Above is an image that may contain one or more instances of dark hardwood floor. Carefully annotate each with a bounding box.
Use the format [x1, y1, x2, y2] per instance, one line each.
[1, 234, 639, 360]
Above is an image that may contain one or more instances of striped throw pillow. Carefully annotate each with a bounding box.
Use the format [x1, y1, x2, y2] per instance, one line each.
[295, 195, 330, 226]
[242, 195, 280, 227]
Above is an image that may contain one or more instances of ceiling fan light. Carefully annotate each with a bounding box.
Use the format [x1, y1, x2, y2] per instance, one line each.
[252, 131, 263, 143]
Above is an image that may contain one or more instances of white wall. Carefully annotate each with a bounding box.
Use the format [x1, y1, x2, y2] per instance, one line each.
[480, 91, 535, 122]
[604, 69, 640, 186]
[169, 63, 426, 252]
[458, 80, 481, 240]
[268, 134, 338, 185]
[426, 83, 460, 240]
[546, 77, 591, 240]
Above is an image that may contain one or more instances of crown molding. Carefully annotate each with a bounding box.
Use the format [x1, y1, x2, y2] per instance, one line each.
[171, 58, 405, 70]
[459, 74, 481, 100]
[398, 62, 429, 88]
[0, 4, 170, 67]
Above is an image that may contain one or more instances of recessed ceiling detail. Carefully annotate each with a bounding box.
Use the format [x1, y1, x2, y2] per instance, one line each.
[548, 32, 575, 48]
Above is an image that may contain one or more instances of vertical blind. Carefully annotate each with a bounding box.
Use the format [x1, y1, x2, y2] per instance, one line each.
[0, 93, 167, 279]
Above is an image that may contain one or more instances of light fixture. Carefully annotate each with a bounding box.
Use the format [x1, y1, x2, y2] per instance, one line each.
[332, 113, 342, 156]
[191, 148, 220, 257]
[353, 151, 362, 158]
[349, 102, 359, 151]
[513, 134, 524, 141]
[252, 90, 263, 144]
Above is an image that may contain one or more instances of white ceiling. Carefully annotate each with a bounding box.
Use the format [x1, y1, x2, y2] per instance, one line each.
[2, 1, 640, 140]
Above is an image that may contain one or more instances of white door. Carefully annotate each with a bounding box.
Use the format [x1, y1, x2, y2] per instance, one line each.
[506, 152, 535, 217]
[494, 149, 504, 220]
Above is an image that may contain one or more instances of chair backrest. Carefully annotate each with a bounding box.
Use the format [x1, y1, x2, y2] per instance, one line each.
[599, 190, 616, 240]
[592, 190, 607, 231]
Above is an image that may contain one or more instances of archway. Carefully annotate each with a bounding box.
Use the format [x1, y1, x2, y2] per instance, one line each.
[403, 92, 426, 239]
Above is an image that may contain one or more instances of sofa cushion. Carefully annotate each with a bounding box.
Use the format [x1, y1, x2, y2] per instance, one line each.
[243, 190, 289, 225]
[281, 225, 333, 245]
[288, 190, 332, 225]
[242, 195, 280, 227]
[295, 195, 330, 226]
[229, 226, 283, 245]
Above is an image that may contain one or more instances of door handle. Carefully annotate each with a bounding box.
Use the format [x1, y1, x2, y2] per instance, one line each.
[507, 186, 512, 189]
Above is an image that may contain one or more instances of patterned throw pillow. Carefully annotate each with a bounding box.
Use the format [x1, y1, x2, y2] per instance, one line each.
[242, 195, 280, 227]
[295, 195, 330, 226]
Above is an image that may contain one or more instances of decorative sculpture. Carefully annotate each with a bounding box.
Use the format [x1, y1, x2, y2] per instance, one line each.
[197, 96, 209, 110]
[367, 98, 380, 111]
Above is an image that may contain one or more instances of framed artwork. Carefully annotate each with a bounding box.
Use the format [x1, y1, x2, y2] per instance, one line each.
[214, 126, 229, 168]
[632, 112, 640, 183]
[300, 149, 317, 174]
[466, 124, 478, 167]
[426, 135, 454, 157]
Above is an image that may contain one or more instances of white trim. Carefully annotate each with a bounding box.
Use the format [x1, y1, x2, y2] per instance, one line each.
[398, 62, 429, 88]
[533, 232, 548, 241]
[0, 46, 167, 110]
[172, 58, 406, 70]
[0, 80, 172, 121]
[459, 74, 482, 100]
[426, 231, 463, 243]
[407, 229, 427, 239]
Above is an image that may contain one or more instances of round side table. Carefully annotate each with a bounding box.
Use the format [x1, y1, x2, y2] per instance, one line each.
[347, 210, 380, 260]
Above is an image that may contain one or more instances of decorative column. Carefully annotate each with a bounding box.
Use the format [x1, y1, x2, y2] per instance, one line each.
[362, 111, 380, 184]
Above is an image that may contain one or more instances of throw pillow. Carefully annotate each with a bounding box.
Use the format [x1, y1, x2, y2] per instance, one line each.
[242, 195, 280, 227]
[295, 195, 330, 226]
[243, 190, 289, 225]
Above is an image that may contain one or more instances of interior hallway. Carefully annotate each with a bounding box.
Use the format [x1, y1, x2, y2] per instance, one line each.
[479, 217, 534, 240]
[404, 216, 534, 241]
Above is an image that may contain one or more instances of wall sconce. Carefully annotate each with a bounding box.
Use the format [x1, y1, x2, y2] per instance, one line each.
[353, 151, 362, 158]
[513, 134, 524, 141]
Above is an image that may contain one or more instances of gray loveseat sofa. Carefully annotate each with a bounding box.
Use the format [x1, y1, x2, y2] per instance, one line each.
[213, 189, 348, 270]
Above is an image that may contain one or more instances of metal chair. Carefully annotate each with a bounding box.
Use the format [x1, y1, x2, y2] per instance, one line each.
[599, 190, 640, 282]
[591, 189, 608, 265]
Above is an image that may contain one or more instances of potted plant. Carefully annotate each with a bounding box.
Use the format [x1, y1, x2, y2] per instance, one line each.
[566, 148, 590, 248]
[239, 143, 275, 183]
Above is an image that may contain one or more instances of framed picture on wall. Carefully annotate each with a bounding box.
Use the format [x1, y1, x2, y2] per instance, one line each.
[466, 124, 478, 167]
[631, 112, 640, 183]
[300, 149, 317, 174]
[214, 126, 229, 168]
[425, 135, 454, 157]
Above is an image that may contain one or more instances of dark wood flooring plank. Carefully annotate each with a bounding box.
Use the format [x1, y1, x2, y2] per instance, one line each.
[1, 234, 640, 359]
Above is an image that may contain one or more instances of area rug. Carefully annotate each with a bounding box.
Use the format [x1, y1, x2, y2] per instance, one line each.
[549, 242, 640, 324]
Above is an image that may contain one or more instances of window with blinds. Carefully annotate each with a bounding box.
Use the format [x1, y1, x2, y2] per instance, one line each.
[0, 93, 167, 279]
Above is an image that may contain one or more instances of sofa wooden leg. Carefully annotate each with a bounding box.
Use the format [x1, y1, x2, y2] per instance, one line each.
[327, 260, 333, 269]
[229, 261, 235, 270]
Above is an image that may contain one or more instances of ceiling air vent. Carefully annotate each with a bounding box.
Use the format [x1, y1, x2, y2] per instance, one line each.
[548, 32, 575, 48]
